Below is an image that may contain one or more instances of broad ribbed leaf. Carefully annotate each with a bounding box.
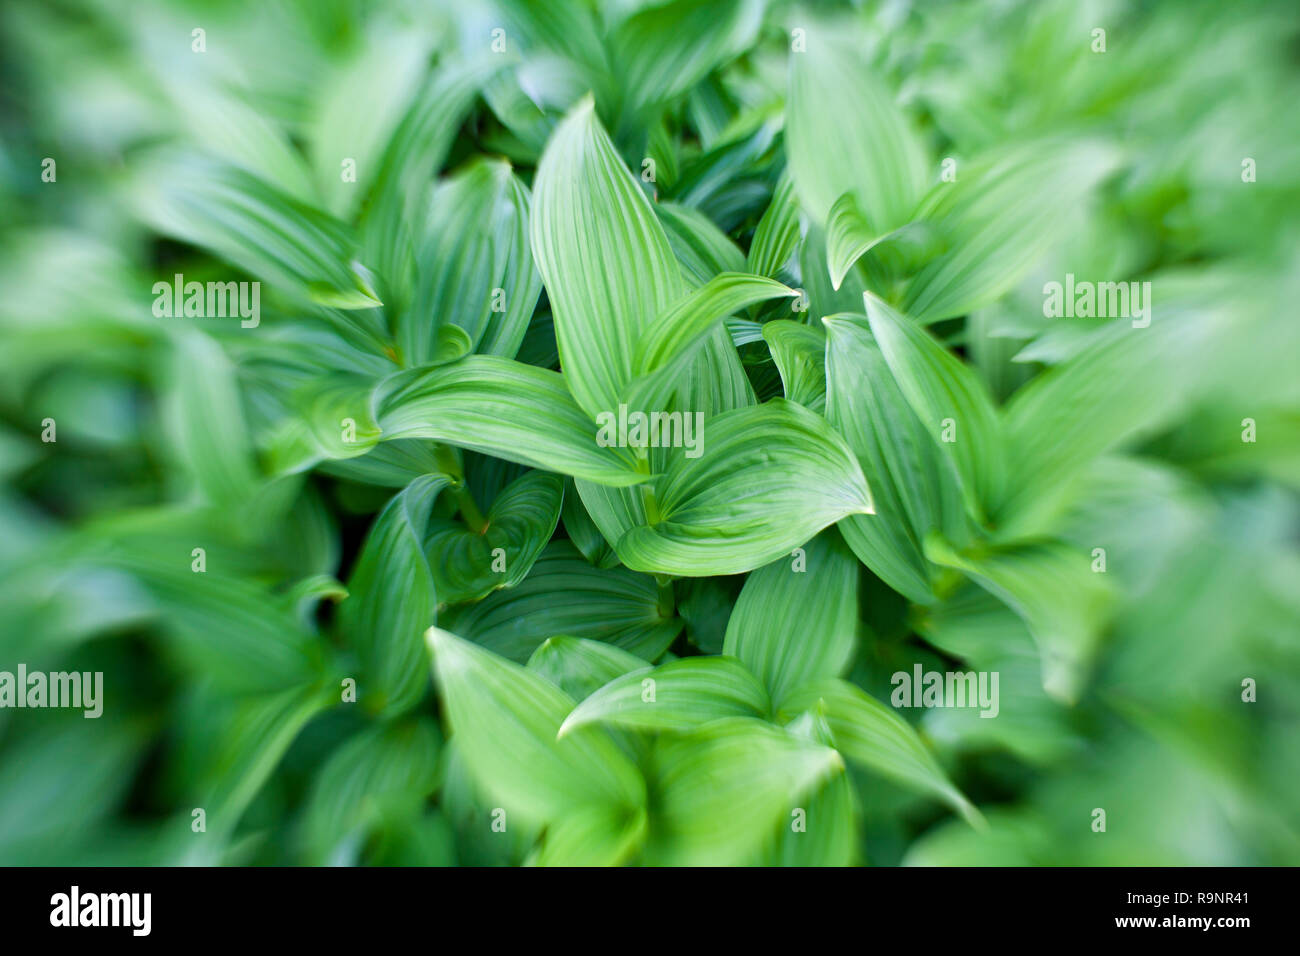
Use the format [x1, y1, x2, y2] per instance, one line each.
[560, 656, 770, 735]
[309, 27, 431, 220]
[561, 477, 621, 568]
[645, 718, 843, 866]
[403, 158, 541, 364]
[823, 311, 969, 603]
[526, 636, 650, 701]
[611, 0, 765, 120]
[442, 541, 681, 662]
[375, 356, 646, 486]
[339, 475, 450, 716]
[105, 554, 322, 694]
[997, 316, 1200, 538]
[863, 294, 1004, 522]
[424, 470, 563, 605]
[614, 399, 874, 576]
[163, 331, 260, 509]
[779, 678, 979, 825]
[136, 152, 381, 309]
[301, 719, 441, 865]
[362, 59, 494, 297]
[627, 272, 796, 410]
[723, 531, 858, 705]
[825, 192, 942, 290]
[530, 96, 683, 418]
[530, 806, 648, 867]
[923, 534, 1114, 704]
[426, 626, 646, 828]
[747, 173, 801, 279]
[787, 24, 929, 230]
[186, 683, 333, 862]
[902, 139, 1120, 323]
[763, 320, 827, 413]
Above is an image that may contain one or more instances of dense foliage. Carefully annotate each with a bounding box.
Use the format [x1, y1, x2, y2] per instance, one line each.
[1, 0, 1297, 866]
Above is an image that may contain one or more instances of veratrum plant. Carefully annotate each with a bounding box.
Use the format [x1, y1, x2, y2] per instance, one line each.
[0, 0, 1297, 868]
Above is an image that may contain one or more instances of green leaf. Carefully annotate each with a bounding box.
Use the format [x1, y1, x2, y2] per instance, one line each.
[403, 158, 541, 364]
[825, 192, 942, 290]
[627, 272, 796, 408]
[424, 470, 564, 605]
[779, 678, 979, 826]
[530, 805, 648, 867]
[614, 399, 874, 576]
[111, 556, 323, 694]
[560, 656, 770, 736]
[162, 330, 260, 509]
[902, 139, 1120, 323]
[530, 96, 683, 418]
[442, 541, 682, 662]
[375, 356, 647, 487]
[301, 719, 441, 865]
[339, 475, 451, 717]
[426, 626, 646, 828]
[561, 477, 621, 568]
[185, 683, 333, 863]
[526, 636, 650, 701]
[135, 152, 381, 309]
[997, 317, 1199, 538]
[923, 534, 1114, 704]
[762, 319, 827, 413]
[610, 0, 765, 121]
[786, 24, 929, 230]
[362, 58, 495, 298]
[308, 26, 432, 220]
[823, 311, 969, 603]
[645, 718, 843, 866]
[723, 530, 858, 706]
[747, 173, 801, 280]
[863, 293, 1004, 522]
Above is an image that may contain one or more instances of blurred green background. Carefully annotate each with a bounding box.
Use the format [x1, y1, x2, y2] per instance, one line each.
[1, 0, 1297, 865]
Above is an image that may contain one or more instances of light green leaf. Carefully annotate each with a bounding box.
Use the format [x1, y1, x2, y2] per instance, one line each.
[825, 192, 942, 290]
[362, 58, 495, 298]
[823, 311, 969, 603]
[442, 541, 681, 662]
[863, 293, 1004, 522]
[997, 316, 1201, 538]
[611, 0, 765, 121]
[614, 399, 874, 576]
[923, 533, 1114, 704]
[779, 678, 979, 826]
[530, 805, 648, 867]
[162, 331, 260, 509]
[403, 158, 541, 364]
[526, 636, 650, 701]
[902, 139, 1121, 323]
[135, 152, 381, 310]
[747, 173, 801, 280]
[426, 626, 646, 828]
[309, 26, 432, 220]
[560, 656, 770, 736]
[530, 96, 683, 418]
[339, 475, 451, 717]
[787, 24, 929, 230]
[762, 319, 827, 413]
[723, 530, 858, 706]
[627, 272, 796, 410]
[645, 717, 843, 866]
[375, 356, 647, 487]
